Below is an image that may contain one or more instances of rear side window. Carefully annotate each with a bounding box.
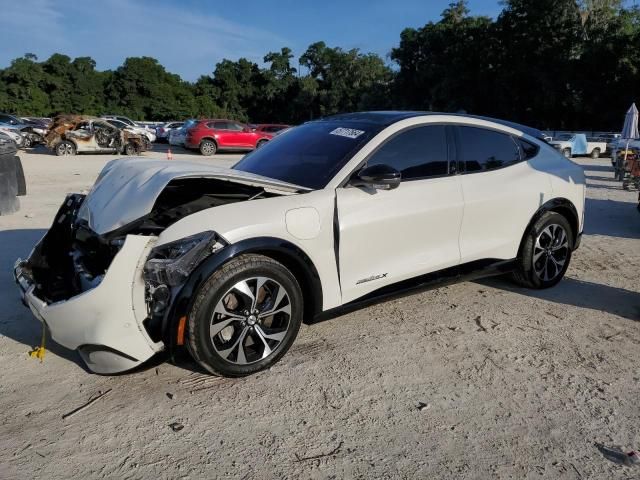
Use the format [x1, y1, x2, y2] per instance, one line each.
[518, 139, 539, 160]
[366, 125, 449, 180]
[457, 126, 521, 172]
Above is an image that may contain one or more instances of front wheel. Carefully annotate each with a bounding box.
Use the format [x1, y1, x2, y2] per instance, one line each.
[187, 254, 303, 377]
[562, 148, 572, 159]
[512, 211, 573, 289]
[256, 139, 268, 149]
[591, 148, 601, 159]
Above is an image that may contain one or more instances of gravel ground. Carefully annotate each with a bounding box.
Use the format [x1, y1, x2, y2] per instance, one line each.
[0, 146, 639, 479]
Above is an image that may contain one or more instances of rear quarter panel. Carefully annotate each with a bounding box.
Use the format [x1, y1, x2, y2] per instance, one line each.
[529, 145, 586, 232]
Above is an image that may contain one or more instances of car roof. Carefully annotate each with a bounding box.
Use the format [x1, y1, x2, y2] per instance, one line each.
[321, 111, 545, 140]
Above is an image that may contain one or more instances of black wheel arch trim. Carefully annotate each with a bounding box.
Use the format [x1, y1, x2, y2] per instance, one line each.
[518, 198, 580, 258]
[162, 236, 323, 353]
[200, 137, 218, 146]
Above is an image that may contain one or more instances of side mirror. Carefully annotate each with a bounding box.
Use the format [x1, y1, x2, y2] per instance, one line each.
[351, 164, 401, 190]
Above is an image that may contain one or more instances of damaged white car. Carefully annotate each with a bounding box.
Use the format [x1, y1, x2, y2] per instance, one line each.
[14, 112, 586, 376]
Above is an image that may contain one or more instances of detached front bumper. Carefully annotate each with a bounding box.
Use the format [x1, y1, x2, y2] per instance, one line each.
[14, 234, 164, 374]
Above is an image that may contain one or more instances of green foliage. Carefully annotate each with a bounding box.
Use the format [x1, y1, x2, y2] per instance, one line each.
[1, 1, 640, 130]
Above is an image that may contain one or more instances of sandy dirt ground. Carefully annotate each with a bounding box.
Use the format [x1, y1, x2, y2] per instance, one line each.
[1, 145, 639, 479]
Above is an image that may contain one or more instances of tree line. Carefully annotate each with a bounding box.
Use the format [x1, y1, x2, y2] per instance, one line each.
[0, 0, 638, 130]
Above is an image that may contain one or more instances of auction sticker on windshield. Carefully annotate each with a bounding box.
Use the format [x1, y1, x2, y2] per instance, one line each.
[330, 127, 365, 139]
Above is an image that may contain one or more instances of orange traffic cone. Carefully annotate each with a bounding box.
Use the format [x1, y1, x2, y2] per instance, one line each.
[167, 147, 173, 160]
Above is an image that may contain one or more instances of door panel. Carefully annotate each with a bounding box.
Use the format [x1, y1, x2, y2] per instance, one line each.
[458, 162, 552, 261]
[336, 177, 464, 303]
[454, 126, 553, 262]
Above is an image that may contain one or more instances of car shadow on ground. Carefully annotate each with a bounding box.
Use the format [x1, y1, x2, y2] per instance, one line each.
[0, 228, 88, 370]
[479, 276, 640, 321]
[584, 198, 640, 240]
[581, 164, 616, 173]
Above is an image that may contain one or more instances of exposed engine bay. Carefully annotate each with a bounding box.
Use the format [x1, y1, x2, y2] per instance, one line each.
[25, 178, 276, 304]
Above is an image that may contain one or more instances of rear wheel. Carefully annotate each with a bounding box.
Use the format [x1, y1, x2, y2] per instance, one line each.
[591, 148, 601, 159]
[187, 254, 303, 377]
[256, 139, 268, 149]
[124, 142, 137, 156]
[200, 139, 217, 156]
[55, 141, 76, 156]
[513, 211, 573, 289]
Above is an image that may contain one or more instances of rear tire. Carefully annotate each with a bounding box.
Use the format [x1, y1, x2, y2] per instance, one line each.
[55, 141, 76, 156]
[124, 143, 137, 156]
[591, 148, 601, 159]
[187, 254, 303, 377]
[200, 139, 217, 156]
[512, 211, 573, 289]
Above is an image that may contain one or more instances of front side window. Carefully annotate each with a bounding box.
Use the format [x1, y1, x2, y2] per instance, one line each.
[457, 126, 521, 173]
[229, 122, 245, 131]
[366, 125, 449, 180]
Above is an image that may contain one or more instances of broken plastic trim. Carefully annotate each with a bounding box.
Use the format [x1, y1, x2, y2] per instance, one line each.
[143, 231, 227, 286]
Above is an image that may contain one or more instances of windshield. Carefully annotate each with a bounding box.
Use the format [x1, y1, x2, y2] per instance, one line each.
[233, 121, 378, 189]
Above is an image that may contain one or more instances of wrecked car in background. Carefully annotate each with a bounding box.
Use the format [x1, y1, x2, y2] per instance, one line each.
[44, 115, 149, 156]
[0, 113, 47, 148]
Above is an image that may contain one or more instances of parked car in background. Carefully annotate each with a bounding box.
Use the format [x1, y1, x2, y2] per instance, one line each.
[14, 111, 585, 375]
[17, 117, 48, 148]
[549, 133, 607, 158]
[253, 124, 290, 134]
[101, 115, 156, 137]
[22, 117, 52, 126]
[185, 119, 272, 155]
[0, 126, 25, 148]
[106, 119, 156, 146]
[0, 113, 48, 148]
[168, 119, 197, 147]
[156, 121, 184, 142]
[45, 116, 149, 156]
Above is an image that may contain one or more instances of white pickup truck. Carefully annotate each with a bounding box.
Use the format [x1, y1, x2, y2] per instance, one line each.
[549, 134, 608, 159]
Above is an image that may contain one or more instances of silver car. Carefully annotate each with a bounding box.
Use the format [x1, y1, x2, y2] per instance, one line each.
[168, 119, 197, 146]
[156, 122, 184, 142]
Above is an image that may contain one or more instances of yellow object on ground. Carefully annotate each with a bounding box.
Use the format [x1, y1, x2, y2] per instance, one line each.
[28, 323, 46, 362]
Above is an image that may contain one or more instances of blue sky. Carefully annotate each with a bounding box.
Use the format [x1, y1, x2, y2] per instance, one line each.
[1, 0, 503, 81]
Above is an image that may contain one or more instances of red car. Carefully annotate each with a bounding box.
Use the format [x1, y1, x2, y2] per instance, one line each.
[185, 119, 272, 156]
[253, 124, 290, 134]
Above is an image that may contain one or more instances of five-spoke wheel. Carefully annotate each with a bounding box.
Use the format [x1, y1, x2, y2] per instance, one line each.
[532, 224, 570, 282]
[513, 211, 573, 289]
[210, 277, 292, 365]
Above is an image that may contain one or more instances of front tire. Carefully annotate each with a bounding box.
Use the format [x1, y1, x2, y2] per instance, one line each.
[562, 148, 572, 159]
[591, 148, 601, 159]
[187, 254, 303, 377]
[513, 211, 573, 289]
[199, 139, 217, 156]
[256, 139, 268, 149]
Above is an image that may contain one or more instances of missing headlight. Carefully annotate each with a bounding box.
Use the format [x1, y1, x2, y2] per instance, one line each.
[143, 231, 226, 286]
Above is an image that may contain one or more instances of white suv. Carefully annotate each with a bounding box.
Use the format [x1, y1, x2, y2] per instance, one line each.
[14, 112, 585, 376]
